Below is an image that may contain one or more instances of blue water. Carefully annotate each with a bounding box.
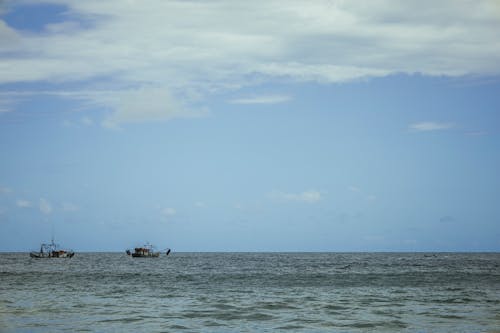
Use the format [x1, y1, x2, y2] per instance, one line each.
[1, 252, 499, 332]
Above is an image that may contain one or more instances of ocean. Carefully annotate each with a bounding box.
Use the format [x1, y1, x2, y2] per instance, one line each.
[0, 252, 499, 332]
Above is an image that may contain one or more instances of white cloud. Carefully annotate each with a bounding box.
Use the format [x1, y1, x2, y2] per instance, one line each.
[62, 119, 74, 127]
[0, 186, 12, 194]
[465, 130, 488, 137]
[101, 87, 207, 128]
[81, 116, 93, 126]
[16, 199, 32, 208]
[348, 186, 361, 193]
[270, 190, 323, 203]
[409, 122, 455, 132]
[1, 1, 499, 123]
[61, 202, 79, 212]
[195, 201, 206, 208]
[39, 198, 52, 215]
[162, 207, 176, 216]
[348, 186, 377, 201]
[228, 95, 291, 105]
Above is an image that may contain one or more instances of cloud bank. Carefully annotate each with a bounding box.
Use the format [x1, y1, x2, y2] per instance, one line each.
[1, 0, 500, 124]
[409, 122, 455, 132]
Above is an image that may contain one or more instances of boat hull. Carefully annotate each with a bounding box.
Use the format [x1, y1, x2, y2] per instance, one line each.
[30, 251, 74, 258]
[131, 252, 160, 257]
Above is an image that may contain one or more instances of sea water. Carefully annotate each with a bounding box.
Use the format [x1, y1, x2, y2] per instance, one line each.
[0, 252, 499, 332]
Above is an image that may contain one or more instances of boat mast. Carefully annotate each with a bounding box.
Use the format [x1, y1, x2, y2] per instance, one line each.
[51, 222, 55, 246]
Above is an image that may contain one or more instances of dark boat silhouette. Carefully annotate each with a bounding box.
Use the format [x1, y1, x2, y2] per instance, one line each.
[126, 243, 171, 257]
[30, 238, 74, 258]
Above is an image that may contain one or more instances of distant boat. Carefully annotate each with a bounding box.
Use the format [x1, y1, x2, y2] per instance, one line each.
[126, 243, 171, 257]
[30, 239, 74, 258]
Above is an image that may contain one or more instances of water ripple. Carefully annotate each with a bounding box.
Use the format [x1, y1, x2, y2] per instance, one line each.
[1, 252, 499, 332]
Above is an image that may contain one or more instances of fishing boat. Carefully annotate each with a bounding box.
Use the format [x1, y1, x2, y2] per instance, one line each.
[30, 239, 75, 258]
[126, 243, 171, 257]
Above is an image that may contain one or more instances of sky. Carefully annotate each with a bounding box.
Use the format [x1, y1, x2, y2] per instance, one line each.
[0, 0, 499, 252]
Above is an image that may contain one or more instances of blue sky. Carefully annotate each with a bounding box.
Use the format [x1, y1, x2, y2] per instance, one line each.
[1, 1, 499, 252]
